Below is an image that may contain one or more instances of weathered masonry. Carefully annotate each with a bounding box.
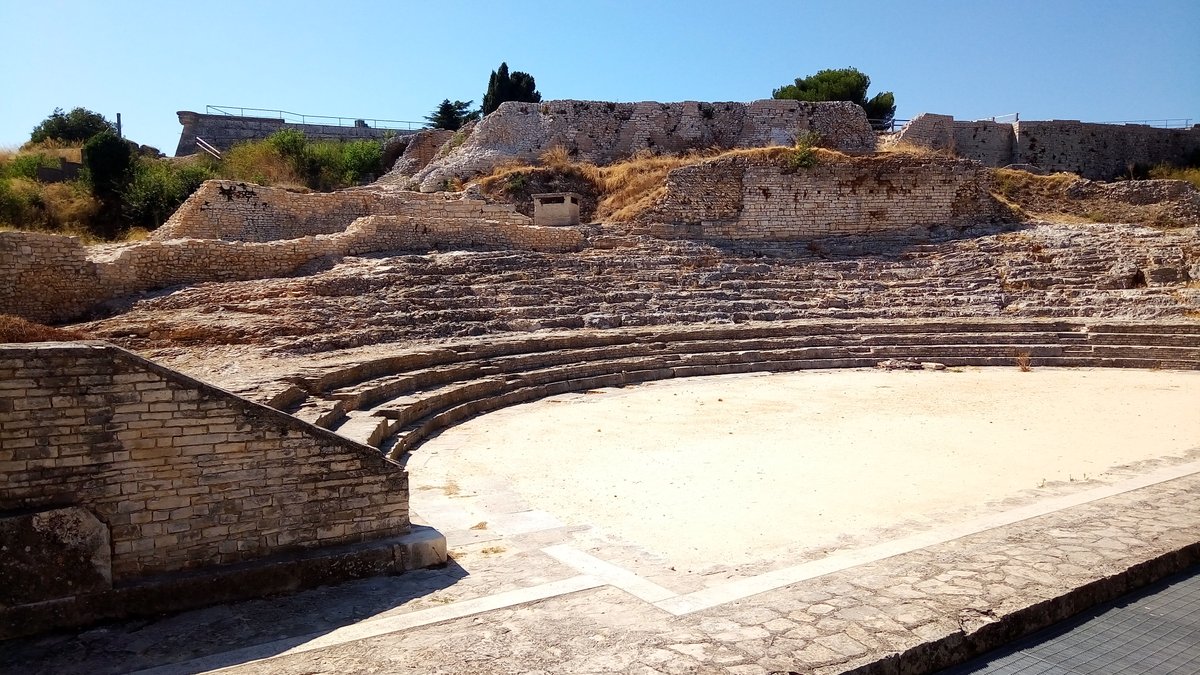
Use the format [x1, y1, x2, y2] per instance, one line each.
[892, 113, 1200, 179]
[0, 342, 441, 638]
[175, 110, 415, 157]
[638, 153, 1011, 239]
[0, 181, 583, 323]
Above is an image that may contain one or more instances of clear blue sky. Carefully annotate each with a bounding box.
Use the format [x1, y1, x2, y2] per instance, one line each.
[2, 0, 1197, 155]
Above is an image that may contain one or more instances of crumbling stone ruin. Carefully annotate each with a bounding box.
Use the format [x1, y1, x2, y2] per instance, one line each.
[3, 98, 1200, 638]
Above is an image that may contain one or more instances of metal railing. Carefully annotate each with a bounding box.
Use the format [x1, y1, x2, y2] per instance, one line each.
[195, 137, 222, 160]
[1099, 118, 1193, 129]
[870, 119, 910, 132]
[205, 105, 424, 130]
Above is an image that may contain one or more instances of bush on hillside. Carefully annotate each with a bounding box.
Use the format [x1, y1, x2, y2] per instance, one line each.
[29, 107, 115, 145]
[122, 160, 216, 229]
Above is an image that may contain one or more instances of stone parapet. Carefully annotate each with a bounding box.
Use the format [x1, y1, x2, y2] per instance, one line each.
[174, 110, 409, 157]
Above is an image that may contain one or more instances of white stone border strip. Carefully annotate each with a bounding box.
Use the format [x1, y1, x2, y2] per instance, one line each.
[543, 544, 678, 602]
[649, 459, 1200, 614]
[133, 459, 1200, 674]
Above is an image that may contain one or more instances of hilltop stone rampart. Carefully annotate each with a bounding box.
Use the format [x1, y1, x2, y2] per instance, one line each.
[893, 113, 1200, 179]
[405, 99, 877, 191]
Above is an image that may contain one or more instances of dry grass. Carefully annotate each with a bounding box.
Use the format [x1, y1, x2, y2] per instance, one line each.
[1149, 165, 1200, 190]
[1015, 350, 1033, 372]
[0, 314, 87, 343]
[477, 144, 851, 223]
[220, 143, 304, 187]
[881, 141, 956, 158]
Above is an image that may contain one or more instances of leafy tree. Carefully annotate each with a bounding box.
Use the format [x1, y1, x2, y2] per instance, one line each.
[481, 62, 542, 116]
[30, 107, 116, 144]
[425, 99, 480, 131]
[773, 68, 896, 130]
[82, 131, 136, 237]
[82, 131, 134, 200]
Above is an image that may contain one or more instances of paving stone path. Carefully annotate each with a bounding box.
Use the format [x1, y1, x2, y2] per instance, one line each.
[6, 449, 1200, 675]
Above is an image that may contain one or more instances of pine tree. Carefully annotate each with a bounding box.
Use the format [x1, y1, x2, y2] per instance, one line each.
[773, 68, 896, 130]
[424, 100, 480, 131]
[481, 62, 542, 116]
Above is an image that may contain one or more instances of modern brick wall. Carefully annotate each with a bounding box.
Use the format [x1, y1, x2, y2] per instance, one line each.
[0, 342, 410, 582]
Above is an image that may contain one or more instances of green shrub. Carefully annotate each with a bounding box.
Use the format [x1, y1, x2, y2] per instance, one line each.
[30, 107, 115, 144]
[340, 140, 383, 184]
[82, 131, 134, 198]
[1, 153, 59, 180]
[122, 159, 216, 229]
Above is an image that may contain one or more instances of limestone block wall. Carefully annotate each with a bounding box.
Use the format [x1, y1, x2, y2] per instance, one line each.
[893, 113, 1200, 179]
[409, 99, 877, 191]
[155, 181, 533, 242]
[175, 111, 408, 157]
[382, 129, 457, 181]
[344, 215, 583, 255]
[0, 342, 409, 581]
[640, 154, 1009, 239]
[0, 231, 98, 321]
[1017, 121, 1200, 178]
[0, 195, 578, 322]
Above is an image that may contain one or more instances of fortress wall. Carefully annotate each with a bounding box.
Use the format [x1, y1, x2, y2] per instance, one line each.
[409, 99, 877, 191]
[952, 121, 1015, 167]
[0, 342, 409, 582]
[894, 114, 1200, 179]
[1016, 121, 1200, 178]
[175, 111, 406, 157]
[641, 155, 1008, 239]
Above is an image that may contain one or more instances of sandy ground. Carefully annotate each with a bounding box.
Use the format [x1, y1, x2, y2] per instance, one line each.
[417, 368, 1200, 568]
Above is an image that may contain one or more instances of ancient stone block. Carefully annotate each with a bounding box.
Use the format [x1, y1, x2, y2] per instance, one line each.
[0, 507, 112, 605]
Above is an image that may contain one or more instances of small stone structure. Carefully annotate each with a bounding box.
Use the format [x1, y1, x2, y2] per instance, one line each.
[637, 153, 1011, 239]
[533, 192, 582, 226]
[892, 113, 1200, 179]
[0, 341, 440, 637]
[406, 99, 877, 191]
[175, 110, 412, 157]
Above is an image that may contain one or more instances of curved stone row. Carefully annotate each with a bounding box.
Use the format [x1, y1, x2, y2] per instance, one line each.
[268, 319, 1200, 461]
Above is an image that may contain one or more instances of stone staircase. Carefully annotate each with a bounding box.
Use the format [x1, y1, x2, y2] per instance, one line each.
[268, 319, 1200, 461]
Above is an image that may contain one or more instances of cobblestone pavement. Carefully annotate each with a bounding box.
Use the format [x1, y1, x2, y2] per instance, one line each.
[6, 442, 1200, 675]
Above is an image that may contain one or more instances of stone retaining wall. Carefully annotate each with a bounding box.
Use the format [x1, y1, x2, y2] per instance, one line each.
[1, 183, 581, 323]
[155, 180, 532, 242]
[408, 99, 877, 191]
[893, 113, 1200, 179]
[175, 111, 409, 157]
[0, 342, 409, 585]
[639, 153, 1010, 239]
